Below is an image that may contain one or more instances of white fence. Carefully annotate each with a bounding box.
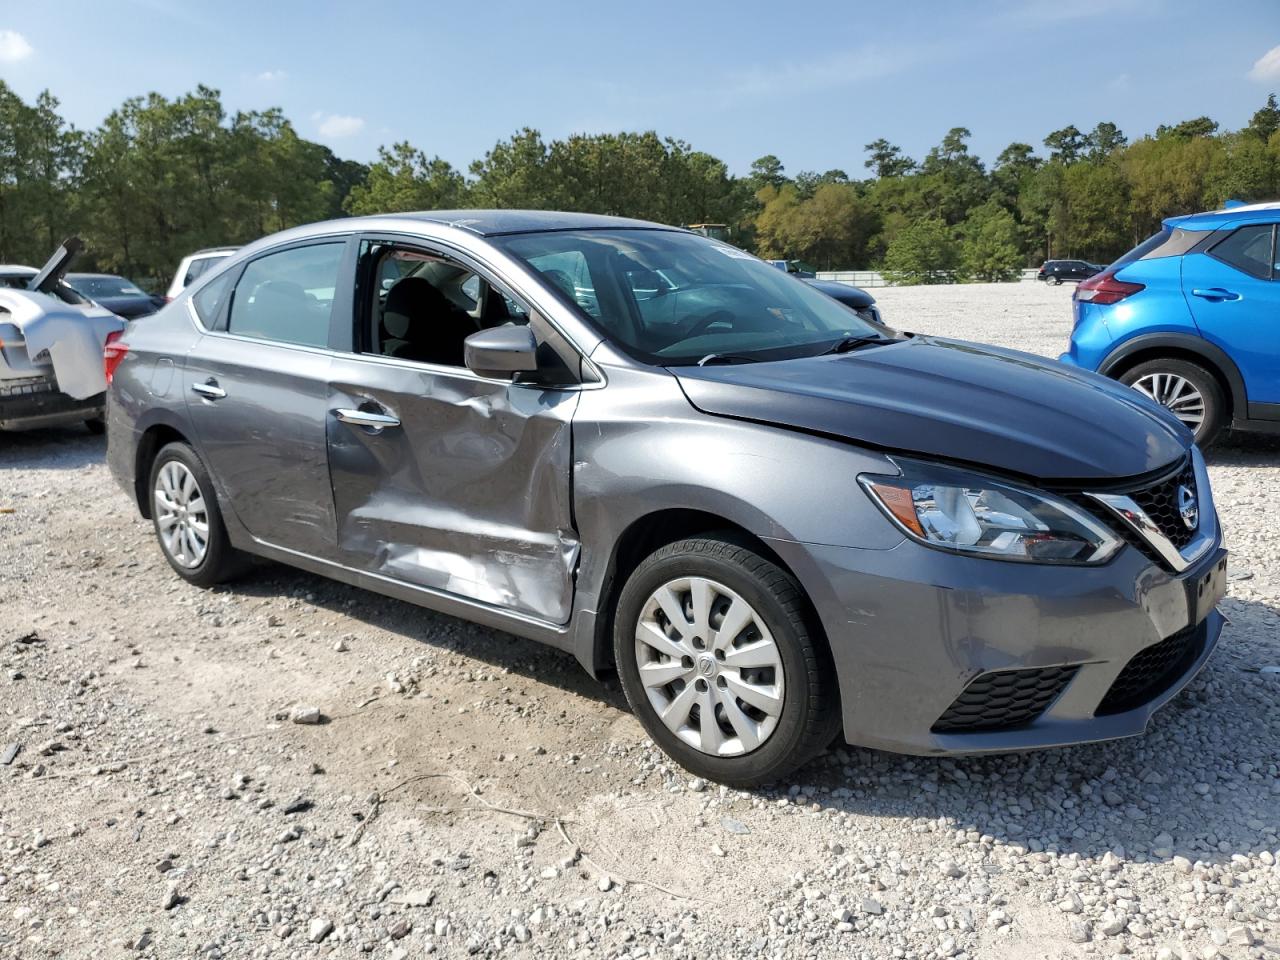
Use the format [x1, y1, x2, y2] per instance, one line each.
[816, 268, 1040, 287]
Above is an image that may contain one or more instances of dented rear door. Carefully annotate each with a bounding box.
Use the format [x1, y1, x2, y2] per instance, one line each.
[325, 354, 581, 624]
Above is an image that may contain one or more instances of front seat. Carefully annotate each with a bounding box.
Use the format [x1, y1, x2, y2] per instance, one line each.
[381, 277, 476, 366]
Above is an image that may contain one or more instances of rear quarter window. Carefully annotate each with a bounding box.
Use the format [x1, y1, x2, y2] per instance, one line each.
[192, 272, 232, 328]
[1208, 224, 1275, 280]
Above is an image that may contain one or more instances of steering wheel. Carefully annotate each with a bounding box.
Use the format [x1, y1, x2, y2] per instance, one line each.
[682, 309, 735, 340]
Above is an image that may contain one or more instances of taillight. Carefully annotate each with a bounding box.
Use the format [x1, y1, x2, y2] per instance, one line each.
[103, 330, 128, 384]
[1075, 270, 1144, 305]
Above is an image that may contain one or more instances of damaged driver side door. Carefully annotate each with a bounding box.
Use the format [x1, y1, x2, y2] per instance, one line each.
[325, 238, 582, 624]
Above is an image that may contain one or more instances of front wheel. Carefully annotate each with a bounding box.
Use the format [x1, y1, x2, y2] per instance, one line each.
[613, 537, 838, 787]
[1119, 358, 1225, 447]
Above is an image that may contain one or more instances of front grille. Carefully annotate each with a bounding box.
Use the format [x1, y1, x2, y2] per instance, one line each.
[1096, 625, 1202, 715]
[932, 665, 1079, 733]
[1064, 457, 1199, 567]
[1130, 460, 1197, 549]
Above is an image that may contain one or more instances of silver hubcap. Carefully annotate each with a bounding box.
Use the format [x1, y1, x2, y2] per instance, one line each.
[1132, 373, 1205, 430]
[634, 576, 785, 757]
[154, 460, 209, 569]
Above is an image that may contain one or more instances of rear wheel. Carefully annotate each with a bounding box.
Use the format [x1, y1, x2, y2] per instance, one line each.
[1119, 358, 1225, 447]
[613, 537, 837, 787]
[148, 441, 247, 586]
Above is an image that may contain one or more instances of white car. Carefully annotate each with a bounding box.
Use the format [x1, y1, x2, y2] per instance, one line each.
[0, 239, 125, 432]
[164, 246, 238, 300]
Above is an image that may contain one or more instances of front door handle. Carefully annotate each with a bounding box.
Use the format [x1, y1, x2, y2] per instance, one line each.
[334, 407, 401, 431]
[1191, 287, 1241, 302]
[191, 379, 226, 400]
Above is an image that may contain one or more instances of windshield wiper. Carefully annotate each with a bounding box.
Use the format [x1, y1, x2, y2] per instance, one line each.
[819, 334, 895, 355]
[695, 352, 762, 366]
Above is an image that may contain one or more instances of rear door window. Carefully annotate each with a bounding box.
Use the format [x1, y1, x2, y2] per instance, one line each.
[227, 243, 345, 347]
[1209, 224, 1275, 280]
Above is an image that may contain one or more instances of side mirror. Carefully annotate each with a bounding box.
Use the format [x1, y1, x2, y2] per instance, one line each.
[464, 324, 539, 379]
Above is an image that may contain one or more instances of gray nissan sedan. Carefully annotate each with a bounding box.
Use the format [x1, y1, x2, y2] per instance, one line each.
[106, 211, 1228, 786]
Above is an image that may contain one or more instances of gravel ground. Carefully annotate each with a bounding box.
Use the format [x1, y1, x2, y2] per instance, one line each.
[1, 280, 1278, 960]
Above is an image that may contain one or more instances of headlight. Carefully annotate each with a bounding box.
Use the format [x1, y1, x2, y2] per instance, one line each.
[859, 459, 1120, 564]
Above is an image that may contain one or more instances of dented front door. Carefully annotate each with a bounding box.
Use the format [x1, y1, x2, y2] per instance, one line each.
[325, 354, 581, 623]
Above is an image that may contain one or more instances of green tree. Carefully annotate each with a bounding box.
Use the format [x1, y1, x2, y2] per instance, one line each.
[747, 154, 787, 191]
[918, 127, 989, 226]
[1157, 116, 1219, 140]
[960, 200, 1023, 281]
[1247, 94, 1280, 142]
[863, 139, 915, 178]
[1085, 121, 1127, 160]
[1044, 125, 1085, 163]
[470, 127, 555, 208]
[343, 142, 467, 215]
[882, 218, 960, 285]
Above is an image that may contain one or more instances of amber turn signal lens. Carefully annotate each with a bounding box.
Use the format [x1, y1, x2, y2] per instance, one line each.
[866, 481, 925, 537]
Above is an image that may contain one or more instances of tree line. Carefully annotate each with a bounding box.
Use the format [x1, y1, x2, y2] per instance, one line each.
[2, 80, 1278, 288]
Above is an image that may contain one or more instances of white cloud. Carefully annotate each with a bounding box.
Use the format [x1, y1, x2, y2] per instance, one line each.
[1249, 45, 1280, 83]
[316, 113, 365, 138]
[256, 69, 287, 82]
[0, 29, 33, 63]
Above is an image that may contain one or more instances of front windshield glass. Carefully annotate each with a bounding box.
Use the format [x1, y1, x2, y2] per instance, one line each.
[495, 229, 888, 365]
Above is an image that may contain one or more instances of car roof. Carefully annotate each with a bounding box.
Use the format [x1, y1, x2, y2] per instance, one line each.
[188, 246, 239, 257]
[0, 265, 36, 275]
[1165, 201, 1280, 231]
[378, 210, 682, 237]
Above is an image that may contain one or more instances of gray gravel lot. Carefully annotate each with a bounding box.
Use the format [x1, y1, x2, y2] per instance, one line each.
[0, 280, 1277, 960]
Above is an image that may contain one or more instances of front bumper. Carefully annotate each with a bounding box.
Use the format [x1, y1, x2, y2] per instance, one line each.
[770, 534, 1227, 756]
[0, 378, 104, 430]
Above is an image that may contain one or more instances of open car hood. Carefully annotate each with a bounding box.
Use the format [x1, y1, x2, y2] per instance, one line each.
[0, 289, 123, 398]
[671, 335, 1190, 482]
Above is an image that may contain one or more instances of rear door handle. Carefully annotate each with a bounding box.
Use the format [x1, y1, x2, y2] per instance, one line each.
[1191, 287, 1241, 301]
[334, 407, 401, 431]
[191, 379, 226, 400]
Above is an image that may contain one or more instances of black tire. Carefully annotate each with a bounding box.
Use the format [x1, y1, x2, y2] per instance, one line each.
[84, 417, 106, 435]
[148, 441, 248, 586]
[613, 537, 838, 787]
[1118, 358, 1226, 447]
[1050, 275, 1062, 285]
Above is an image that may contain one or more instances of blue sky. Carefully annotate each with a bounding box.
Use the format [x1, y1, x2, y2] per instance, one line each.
[2, 0, 1278, 176]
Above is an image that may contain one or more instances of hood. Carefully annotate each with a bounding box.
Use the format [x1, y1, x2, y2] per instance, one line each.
[672, 335, 1189, 482]
[804, 278, 874, 309]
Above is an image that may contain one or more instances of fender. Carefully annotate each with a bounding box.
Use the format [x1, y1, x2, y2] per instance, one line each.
[1097, 332, 1249, 421]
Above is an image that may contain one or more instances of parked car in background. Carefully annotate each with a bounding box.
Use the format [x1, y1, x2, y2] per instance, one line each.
[1061, 201, 1280, 446]
[0, 239, 125, 433]
[804, 278, 883, 325]
[1038, 260, 1104, 284]
[0, 265, 91, 305]
[68, 273, 166, 319]
[165, 246, 238, 300]
[108, 211, 1225, 786]
[765, 259, 817, 278]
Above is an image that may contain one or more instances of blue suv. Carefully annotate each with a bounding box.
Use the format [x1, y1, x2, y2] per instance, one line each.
[1061, 202, 1280, 446]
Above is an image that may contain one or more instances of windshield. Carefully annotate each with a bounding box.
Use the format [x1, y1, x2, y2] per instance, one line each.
[494, 229, 887, 365]
[71, 275, 147, 298]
